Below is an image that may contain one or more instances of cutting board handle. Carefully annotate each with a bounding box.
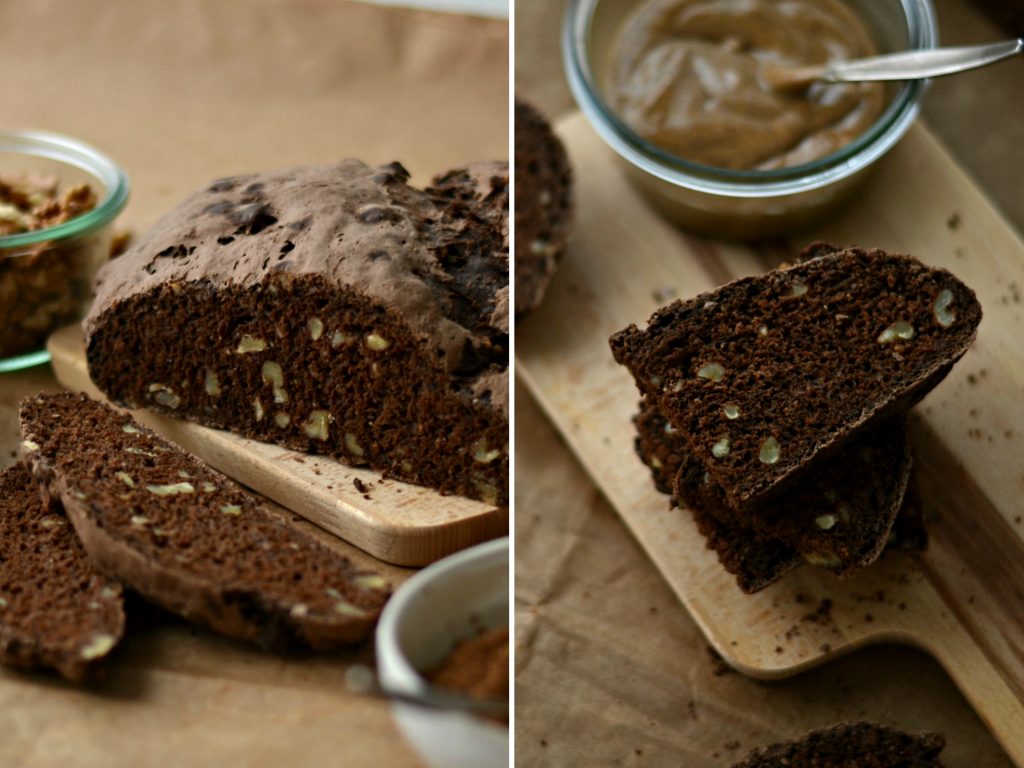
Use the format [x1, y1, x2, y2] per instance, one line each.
[912, 604, 1024, 763]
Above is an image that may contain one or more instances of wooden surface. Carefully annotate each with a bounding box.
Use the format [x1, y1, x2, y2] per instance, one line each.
[515, 387, 1012, 767]
[0, 1, 507, 765]
[517, 113, 1024, 761]
[48, 325, 507, 567]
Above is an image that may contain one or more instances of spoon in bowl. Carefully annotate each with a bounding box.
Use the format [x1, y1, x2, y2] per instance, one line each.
[344, 664, 508, 718]
[765, 37, 1023, 91]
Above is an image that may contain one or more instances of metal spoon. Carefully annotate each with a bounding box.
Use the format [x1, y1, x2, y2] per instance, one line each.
[765, 37, 1024, 91]
[345, 664, 508, 717]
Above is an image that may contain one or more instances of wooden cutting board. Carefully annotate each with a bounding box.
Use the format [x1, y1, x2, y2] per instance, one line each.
[517, 114, 1024, 761]
[48, 326, 507, 567]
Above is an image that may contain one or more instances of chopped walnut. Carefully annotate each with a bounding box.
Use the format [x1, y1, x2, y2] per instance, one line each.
[0, 174, 103, 357]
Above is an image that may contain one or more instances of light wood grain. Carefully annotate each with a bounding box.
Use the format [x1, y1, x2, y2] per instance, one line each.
[49, 325, 507, 567]
[517, 113, 1024, 761]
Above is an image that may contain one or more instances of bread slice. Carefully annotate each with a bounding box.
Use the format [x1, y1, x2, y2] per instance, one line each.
[692, 505, 805, 594]
[731, 722, 945, 767]
[0, 464, 125, 681]
[19, 392, 390, 650]
[84, 159, 508, 505]
[514, 99, 574, 319]
[611, 246, 981, 512]
[634, 401, 923, 591]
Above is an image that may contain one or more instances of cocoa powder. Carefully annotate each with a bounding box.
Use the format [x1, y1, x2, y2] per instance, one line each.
[428, 625, 509, 721]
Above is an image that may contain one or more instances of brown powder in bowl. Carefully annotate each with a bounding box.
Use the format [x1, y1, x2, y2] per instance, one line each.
[428, 625, 509, 721]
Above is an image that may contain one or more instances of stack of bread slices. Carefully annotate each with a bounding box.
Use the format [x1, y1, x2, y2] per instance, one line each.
[611, 243, 981, 592]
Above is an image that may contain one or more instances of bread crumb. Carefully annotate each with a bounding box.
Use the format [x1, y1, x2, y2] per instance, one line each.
[707, 645, 733, 676]
[109, 230, 132, 258]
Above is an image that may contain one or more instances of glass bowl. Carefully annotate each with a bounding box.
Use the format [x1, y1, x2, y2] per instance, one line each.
[0, 131, 129, 372]
[563, 0, 938, 239]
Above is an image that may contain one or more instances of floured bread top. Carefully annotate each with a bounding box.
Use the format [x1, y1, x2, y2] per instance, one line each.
[87, 159, 509, 412]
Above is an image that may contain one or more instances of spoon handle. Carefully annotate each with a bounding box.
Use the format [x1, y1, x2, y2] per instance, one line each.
[826, 38, 1024, 82]
[345, 664, 508, 716]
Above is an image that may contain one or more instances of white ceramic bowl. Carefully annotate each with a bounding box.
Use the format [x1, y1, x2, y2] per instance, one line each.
[376, 537, 508, 768]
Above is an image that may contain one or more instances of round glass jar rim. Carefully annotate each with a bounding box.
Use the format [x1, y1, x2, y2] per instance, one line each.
[563, 0, 938, 197]
[0, 130, 130, 252]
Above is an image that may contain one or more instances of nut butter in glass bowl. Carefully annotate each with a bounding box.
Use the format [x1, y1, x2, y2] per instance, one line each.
[0, 131, 129, 372]
[563, 0, 937, 239]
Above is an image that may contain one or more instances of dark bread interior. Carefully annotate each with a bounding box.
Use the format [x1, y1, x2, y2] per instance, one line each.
[20, 392, 390, 651]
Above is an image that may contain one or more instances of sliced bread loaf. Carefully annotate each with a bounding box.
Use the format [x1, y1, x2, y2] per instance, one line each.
[611, 247, 980, 512]
[0, 463, 125, 681]
[731, 722, 945, 767]
[85, 159, 508, 505]
[19, 393, 390, 650]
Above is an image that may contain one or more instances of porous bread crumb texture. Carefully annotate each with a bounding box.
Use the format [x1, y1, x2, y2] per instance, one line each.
[19, 392, 391, 650]
[88, 277, 506, 505]
[633, 400, 926, 592]
[428, 161, 509, 256]
[632, 403, 685, 497]
[85, 159, 508, 505]
[682, 415, 910, 576]
[633, 402, 800, 590]
[611, 247, 982, 512]
[514, 99, 574, 319]
[693, 503, 805, 594]
[731, 721, 945, 767]
[0, 464, 124, 682]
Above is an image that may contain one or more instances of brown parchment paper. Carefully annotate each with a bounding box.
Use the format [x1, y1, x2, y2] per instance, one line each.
[0, 1, 506, 766]
[514, 385, 1011, 767]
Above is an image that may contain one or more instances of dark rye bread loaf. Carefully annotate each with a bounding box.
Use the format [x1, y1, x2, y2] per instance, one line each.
[19, 393, 391, 650]
[514, 99, 573, 319]
[0, 464, 125, 682]
[85, 159, 508, 506]
[611, 247, 981, 512]
[731, 722, 945, 767]
[633, 401, 925, 591]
